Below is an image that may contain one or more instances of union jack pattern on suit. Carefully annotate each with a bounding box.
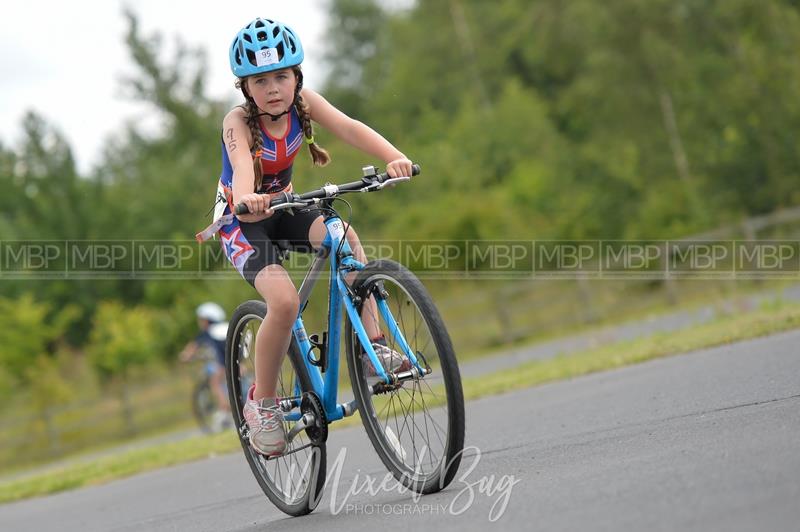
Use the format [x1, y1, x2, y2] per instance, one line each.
[256, 109, 303, 176]
[219, 225, 255, 274]
[258, 146, 278, 162]
[285, 130, 303, 157]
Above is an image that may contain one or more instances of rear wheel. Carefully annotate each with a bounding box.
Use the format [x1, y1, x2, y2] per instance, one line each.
[225, 300, 326, 516]
[345, 260, 465, 494]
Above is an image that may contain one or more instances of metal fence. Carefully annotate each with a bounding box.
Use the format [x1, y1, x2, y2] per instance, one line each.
[0, 374, 193, 473]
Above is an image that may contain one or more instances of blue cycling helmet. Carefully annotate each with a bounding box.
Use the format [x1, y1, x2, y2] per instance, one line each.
[229, 18, 304, 78]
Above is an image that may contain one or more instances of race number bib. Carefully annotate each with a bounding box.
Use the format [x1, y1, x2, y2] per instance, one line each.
[328, 220, 345, 240]
[255, 48, 279, 67]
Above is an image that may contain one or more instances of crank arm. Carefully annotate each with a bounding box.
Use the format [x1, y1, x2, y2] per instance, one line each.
[286, 412, 316, 443]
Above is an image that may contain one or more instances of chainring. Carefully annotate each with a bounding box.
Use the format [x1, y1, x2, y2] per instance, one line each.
[300, 390, 328, 445]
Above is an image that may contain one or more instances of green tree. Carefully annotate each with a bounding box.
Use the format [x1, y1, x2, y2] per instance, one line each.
[322, 0, 387, 116]
[0, 294, 78, 386]
[86, 301, 165, 433]
[96, 10, 228, 241]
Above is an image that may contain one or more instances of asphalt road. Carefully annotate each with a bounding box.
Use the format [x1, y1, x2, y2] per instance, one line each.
[2, 329, 799, 532]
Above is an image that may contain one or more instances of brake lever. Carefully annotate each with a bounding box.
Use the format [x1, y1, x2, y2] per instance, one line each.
[272, 202, 309, 211]
[376, 176, 411, 190]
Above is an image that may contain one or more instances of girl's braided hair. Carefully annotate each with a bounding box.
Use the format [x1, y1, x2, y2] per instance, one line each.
[236, 67, 330, 192]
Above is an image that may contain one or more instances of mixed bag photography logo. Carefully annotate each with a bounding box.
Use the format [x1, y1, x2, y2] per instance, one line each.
[277, 445, 520, 522]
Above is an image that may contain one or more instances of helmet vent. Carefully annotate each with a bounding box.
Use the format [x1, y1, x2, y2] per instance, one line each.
[272, 26, 281, 38]
[243, 34, 252, 43]
[256, 31, 267, 41]
[276, 42, 285, 61]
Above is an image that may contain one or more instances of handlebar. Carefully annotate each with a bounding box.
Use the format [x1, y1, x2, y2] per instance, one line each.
[234, 164, 421, 216]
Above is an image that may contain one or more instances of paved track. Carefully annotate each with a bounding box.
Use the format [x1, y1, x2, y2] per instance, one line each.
[2, 330, 798, 531]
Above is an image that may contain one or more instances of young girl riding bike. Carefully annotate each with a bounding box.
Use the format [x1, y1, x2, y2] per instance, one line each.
[204, 18, 413, 457]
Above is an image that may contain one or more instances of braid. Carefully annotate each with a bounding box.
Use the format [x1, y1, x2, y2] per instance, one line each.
[243, 98, 265, 191]
[294, 92, 331, 167]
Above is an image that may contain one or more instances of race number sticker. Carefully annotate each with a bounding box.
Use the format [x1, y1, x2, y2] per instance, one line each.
[328, 220, 345, 240]
[255, 48, 279, 67]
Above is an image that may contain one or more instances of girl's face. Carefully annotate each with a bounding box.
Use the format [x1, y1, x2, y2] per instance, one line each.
[245, 68, 297, 114]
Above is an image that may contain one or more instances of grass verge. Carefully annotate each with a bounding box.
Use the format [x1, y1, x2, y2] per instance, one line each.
[2, 301, 799, 504]
[461, 300, 800, 400]
[0, 430, 239, 504]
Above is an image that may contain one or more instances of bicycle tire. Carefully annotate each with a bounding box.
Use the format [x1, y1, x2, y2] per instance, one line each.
[191, 378, 215, 434]
[225, 300, 327, 516]
[345, 259, 465, 494]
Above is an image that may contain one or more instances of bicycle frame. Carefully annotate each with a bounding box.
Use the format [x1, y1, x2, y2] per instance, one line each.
[285, 208, 423, 424]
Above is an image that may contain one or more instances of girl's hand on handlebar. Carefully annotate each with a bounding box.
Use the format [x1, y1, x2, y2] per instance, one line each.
[238, 193, 274, 219]
[386, 157, 414, 178]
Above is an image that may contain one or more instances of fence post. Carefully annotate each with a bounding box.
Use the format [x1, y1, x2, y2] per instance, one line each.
[741, 219, 760, 285]
[577, 277, 598, 324]
[120, 382, 138, 437]
[661, 242, 679, 306]
[741, 219, 757, 241]
[43, 407, 62, 455]
[493, 291, 514, 342]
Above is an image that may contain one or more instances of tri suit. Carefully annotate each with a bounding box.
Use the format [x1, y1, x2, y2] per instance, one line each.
[213, 107, 321, 286]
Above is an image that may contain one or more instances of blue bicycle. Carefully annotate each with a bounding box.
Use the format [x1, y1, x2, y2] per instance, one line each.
[224, 165, 465, 516]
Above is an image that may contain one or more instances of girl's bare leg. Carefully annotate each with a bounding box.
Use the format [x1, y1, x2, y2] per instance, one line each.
[252, 264, 300, 399]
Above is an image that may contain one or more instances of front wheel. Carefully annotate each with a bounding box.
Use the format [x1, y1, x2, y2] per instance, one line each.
[225, 300, 326, 516]
[345, 260, 465, 494]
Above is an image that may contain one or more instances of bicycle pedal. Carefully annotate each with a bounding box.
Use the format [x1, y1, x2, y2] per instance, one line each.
[238, 421, 250, 442]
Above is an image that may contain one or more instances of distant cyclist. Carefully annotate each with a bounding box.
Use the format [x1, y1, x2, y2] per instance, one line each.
[180, 303, 230, 426]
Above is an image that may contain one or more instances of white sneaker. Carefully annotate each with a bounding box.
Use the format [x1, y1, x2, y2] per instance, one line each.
[361, 341, 411, 377]
[242, 385, 288, 457]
